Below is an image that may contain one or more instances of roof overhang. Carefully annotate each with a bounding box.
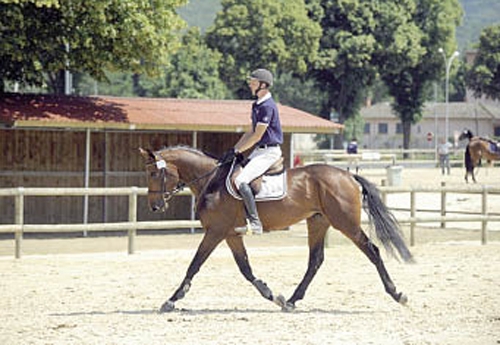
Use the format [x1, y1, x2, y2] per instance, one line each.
[1, 94, 343, 134]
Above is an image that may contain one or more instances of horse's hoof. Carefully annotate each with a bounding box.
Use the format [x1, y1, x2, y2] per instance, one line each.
[159, 300, 175, 313]
[273, 294, 295, 312]
[282, 301, 295, 312]
[398, 293, 408, 305]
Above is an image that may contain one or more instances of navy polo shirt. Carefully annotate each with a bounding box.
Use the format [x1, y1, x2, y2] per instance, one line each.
[251, 95, 283, 146]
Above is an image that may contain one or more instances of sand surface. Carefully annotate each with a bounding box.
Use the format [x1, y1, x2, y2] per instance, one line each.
[1, 166, 499, 344]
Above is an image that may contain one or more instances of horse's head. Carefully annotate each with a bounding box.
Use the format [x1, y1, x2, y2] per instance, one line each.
[459, 129, 473, 141]
[139, 148, 180, 212]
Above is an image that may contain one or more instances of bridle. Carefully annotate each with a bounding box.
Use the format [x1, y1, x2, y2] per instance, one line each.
[146, 158, 223, 204]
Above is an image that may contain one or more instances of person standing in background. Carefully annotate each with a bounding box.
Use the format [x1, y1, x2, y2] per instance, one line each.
[437, 138, 453, 175]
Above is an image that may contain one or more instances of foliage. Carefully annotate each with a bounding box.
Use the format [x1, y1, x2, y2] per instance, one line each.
[146, 27, 230, 99]
[382, 0, 462, 150]
[311, 0, 424, 147]
[205, 0, 322, 98]
[466, 25, 500, 101]
[273, 72, 325, 116]
[0, 0, 187, 93]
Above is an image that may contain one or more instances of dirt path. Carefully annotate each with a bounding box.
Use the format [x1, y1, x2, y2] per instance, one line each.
[1, 240, 499, 345]
[0, 166, 499, 344]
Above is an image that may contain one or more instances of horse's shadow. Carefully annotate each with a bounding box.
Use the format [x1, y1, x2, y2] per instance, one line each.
[50, 307, 370, 317]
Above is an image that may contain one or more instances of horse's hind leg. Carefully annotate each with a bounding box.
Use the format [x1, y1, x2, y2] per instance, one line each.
[343, 226, 407, 304]
[225, 235, 284, 307]
[284, 213, 330, 311]
[159, 231, 224, 313]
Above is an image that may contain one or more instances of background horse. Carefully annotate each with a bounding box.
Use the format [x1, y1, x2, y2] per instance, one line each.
[459, 129, 500, 183]
[139, 146, 413, 312]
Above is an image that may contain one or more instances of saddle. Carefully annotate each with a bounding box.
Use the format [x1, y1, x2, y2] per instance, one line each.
[226, 157, 287, 201]
[477, 137, 500, 154]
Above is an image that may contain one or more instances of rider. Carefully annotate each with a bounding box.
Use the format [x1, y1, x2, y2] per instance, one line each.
[221, 68, 283, 235]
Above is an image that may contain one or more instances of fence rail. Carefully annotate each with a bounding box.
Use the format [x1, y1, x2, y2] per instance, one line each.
[1, 185, 499, 258]
[0, 187, 200, 259]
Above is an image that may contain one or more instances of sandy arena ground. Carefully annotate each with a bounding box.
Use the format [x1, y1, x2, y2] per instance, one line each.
[1, 166, 499, 345]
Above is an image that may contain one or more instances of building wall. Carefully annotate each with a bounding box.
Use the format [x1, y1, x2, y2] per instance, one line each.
[362, 117, 497, 149]
[0, 128, 291, 226]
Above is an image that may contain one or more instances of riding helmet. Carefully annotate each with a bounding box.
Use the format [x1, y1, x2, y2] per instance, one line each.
[248, 68, 273, 87]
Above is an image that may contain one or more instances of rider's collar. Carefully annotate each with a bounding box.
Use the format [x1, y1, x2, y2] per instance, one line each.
[256, 92, 272, 105]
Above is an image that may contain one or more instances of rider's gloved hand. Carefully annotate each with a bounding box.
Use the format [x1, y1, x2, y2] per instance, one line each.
[218, 148, 238, 164]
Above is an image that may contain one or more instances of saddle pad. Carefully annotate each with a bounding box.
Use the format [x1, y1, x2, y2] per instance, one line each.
[225, 162, 287, 201]
[488, 142, 500, 154]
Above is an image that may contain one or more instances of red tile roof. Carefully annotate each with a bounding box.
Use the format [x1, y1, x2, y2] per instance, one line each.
[0, 93, 342, 134]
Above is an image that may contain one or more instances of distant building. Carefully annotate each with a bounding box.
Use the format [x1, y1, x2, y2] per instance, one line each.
[360, 101, 500, 149]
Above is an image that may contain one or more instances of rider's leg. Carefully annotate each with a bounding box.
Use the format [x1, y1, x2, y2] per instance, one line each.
[234, 147, 281, 235]
[235, 182, 263, 234]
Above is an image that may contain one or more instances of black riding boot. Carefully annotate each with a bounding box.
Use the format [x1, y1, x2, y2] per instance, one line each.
[235, 182, 263, 235]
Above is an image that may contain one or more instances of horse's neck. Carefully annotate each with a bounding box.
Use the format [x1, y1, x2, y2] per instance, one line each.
[170, 152, 216, 196]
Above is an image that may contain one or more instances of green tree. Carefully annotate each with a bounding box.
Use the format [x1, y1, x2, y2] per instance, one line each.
[466, 25, 500, 101]
[153, 28, 230, 99]
[382, 0, 462, 149]
[205, 0, 322, 98]
[273, 72, 326, 115]
[0, 0, 186, 94]
[311, 0, 424, 148]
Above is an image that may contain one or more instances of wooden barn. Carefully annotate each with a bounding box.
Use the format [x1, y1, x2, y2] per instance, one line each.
[0, 93, 342, 227]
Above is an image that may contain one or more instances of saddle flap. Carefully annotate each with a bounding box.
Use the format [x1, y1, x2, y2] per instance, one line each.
[226, 161, 287, 201]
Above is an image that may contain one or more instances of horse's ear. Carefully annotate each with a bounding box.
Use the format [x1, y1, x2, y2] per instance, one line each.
[139, 147, 155, 161]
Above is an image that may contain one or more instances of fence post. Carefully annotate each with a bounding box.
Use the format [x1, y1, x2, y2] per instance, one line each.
[15, 187, 24, 259]
[381, 179, 386, 205]
[410, 190, 416, 246]
[440, 181, 446, 228]
[481, 186, 488, 245]
[128, 187, 138, 255]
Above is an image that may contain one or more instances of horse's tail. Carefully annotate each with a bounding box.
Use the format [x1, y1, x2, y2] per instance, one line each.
[464, 145, 473, 172]
[352, 175, 413, 263]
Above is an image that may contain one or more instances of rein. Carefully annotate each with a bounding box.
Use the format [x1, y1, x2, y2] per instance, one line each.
[150, 159, 227, 201]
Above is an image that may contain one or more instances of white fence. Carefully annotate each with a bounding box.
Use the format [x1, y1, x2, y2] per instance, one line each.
[378, 184, 500, 247]
[1, 185, 499, 259]
[0, 187, 201, 259]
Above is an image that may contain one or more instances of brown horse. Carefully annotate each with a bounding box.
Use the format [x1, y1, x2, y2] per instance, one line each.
[139, 146, 413, 312]
[459, 129, 500, 183]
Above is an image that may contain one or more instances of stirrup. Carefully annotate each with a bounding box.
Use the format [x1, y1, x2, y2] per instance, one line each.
[235, 219, 263, 235]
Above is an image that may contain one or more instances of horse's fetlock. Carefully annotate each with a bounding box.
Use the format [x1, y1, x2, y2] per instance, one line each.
[182, 280, 191, 293]
[253, 279, 273, 300]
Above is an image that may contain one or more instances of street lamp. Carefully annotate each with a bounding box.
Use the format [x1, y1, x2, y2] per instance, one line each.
[438, 48, 460, 142]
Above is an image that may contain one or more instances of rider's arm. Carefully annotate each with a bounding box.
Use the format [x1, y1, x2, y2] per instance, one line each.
[234, 122, 268, 153]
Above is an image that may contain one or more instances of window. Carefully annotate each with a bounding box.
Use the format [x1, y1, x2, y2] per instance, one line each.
[364, 123, 370, 134]
[396, 123, 403, 134]
[494, 126, 500, 137]
[378, 123, 388, 134]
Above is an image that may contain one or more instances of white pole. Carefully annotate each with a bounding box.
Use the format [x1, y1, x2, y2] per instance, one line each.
[439, 48, 459, 142]
[83, 128, 91, 236]
[190, 131, 198, 233]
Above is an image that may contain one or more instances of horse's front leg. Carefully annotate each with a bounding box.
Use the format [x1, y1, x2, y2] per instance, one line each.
[284, 214, 329, 311]
[160, 231, 224, 313]
[225, 236, 285, 308]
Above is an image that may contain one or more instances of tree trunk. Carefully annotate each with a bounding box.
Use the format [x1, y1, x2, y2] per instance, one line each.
[402, 119, 412, 159]
[47, 70, 66, 95]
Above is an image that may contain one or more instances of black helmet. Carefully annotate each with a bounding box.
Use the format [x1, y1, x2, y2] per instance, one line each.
[248, 68, 273, 87]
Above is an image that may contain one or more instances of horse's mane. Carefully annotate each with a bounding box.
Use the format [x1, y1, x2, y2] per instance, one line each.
[157, 145, 219, 160]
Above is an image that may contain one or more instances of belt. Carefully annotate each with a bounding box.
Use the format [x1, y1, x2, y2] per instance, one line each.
[258, 144, 279, 149]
